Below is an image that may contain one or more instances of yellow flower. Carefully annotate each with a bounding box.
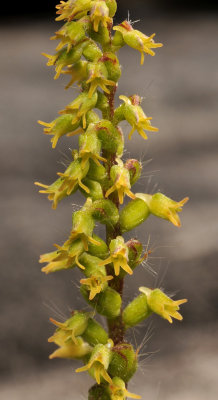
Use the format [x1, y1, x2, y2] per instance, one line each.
[86, 61, 116, 98]
[76, 340, 113, 384]
[49, 335, 92, 360]
[39, 238, 85, 273]
[109, 377, 141, 400]
[80, 274, 113, 300]
[99, 236, 133, 276]
[38, 114, 82, 148]
[55, 0, 92, 22]
[113, 20, 163, 65]
[119, 95, 158, 140]
[49, 311, 90, 344]
[136, 193, 189, 227]
[79, 130, 107, 169]
[34, 177, 70, 209]
[56, 158, 90, 195]
[59, 91, 98, 129]
[90, 1, 112, 32]
[139, 287, 187, 323]
[105, 161, 136, 205]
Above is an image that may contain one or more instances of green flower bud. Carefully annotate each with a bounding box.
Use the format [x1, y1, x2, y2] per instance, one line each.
[81, 286, 121, 319]
[91, 199, 119, 226]
[96, 287, 121, 318]
[100, 52, 121, 82]
[105, 0, 117, 17]
[108, 343, 137, 383]
[125, 159, 142, 186]
[79, 253, 107, 277]
[86, 110, 100, 125]
[49, 335, 92, 360]
[112, 30, 125, 51]
[113, 20, 163, 65]
[88, 234, 108, 259]
[49, 310, 91, 345]
[37, 114, 80, 148]
[88, 384, 110, 400]
[83, 39, 103, 61]
[136, 192, 189, 227]
[76, 340, 113, 385]
[95, 120, 124, 155]
[123, 294, 151, 329]
[86, 159, 107, 182]
[89, 24, 111, 47]
[119, 198, 150, 233]
[60, 91, 98, 129]
[139, 287, 187, 323]
[82, 318, 109, 346]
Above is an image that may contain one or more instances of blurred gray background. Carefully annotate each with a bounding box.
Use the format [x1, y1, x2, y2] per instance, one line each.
[1, 0, 218, 399]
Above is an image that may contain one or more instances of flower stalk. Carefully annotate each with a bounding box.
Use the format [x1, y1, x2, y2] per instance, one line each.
[36, 1, 188, 398]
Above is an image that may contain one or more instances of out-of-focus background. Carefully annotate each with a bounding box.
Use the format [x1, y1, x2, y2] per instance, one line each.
[1, 0, 218, 399]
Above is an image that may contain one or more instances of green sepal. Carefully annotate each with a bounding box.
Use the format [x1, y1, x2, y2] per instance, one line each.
[119, 198, 150, 232]
[79, 178, 103, 200]
[122, 294, 152, 329]
[108, 343, 137, 382]
[82, 318, 109, 346]
[81, 286, 121, 319]
[91, 199, 119, 226]
[86, 159, 107, 182]
[79, 253, 107, 277]
[88, 235, 108, 259]
[105, 0, 117, 17]
[83, 39, 103, 61]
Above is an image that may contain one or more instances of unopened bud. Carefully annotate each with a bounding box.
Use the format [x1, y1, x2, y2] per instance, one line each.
[123, 294, 151, 329]
[119, 198, 150, 233]
[125, 159, 142, 186]
[108, 343, 137, 383]
[91, 199, 119, 226]
[82, 318, 109, 346]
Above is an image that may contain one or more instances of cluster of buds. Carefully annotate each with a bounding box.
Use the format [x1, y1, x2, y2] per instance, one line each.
[36, 1, 188, 399]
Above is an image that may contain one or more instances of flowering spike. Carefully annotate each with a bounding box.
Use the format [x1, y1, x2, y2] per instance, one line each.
[37, 2, 189, 399]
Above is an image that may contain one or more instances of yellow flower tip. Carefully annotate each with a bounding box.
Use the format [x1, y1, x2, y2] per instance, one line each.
[49, 317, 65, 328]
[179, 197, 189, 207]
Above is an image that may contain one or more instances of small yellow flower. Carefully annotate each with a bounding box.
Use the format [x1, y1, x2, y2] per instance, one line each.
[105, 161, 136, 205]
[34, 177, 70, 209]
[139, 287, 188, 323]
[49, 311, 90, 344]
[59, 91, 98, 129]
[86, 61, 116, 98]
[57, 158, 90, 195]
[109, 377, 141, 400]
[119, 95, 158, 140]
[76, 340, 113, 384]
[56, 0, 92, 22]
[136, 193, 189, 227]
[80, 274, 113, 300]
[38, 114, 82, 148]
[90, 1, 112, 32]
[79, 130, 107, 168]
[99, 236, 133, 276]
[49, 335, 92, 360]
[113, 20, 163, 65]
